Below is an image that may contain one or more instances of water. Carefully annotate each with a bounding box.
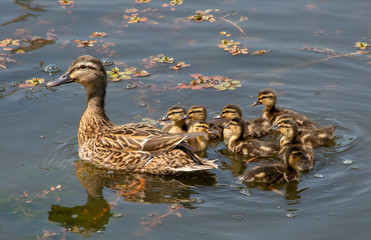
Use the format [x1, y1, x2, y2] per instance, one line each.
[1, 0, 370, 239]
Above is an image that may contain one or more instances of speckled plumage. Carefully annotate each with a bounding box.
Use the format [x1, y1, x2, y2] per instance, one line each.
[238, 146, 302, 183]
[47, 55, 217, 174]
[225, 118, 278, 157]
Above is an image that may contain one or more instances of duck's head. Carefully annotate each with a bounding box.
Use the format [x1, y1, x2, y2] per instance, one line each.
[185, 105, 207, 121]
[47, 55, 107, 89]
[285, 146, 307, 171]
[215, 104, 242, 120]
[188, 121, 212, 134]
[159, 105, 187, 122]
[224, 117, 245, 138]
[275, 119, 298, 139]
[250, 89, 276, 108]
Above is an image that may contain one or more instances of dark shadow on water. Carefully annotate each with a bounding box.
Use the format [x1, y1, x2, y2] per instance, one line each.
[48, 160, 217, 236]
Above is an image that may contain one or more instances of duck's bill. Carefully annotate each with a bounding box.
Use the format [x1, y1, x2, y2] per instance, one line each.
[158, 115, 170, 122]
[268, 123, 279, 131]
[213, 114, 223, 119]
[47, 73, 74, 87]
[182, 114, 191, 120]
[250, 100, 261, 107]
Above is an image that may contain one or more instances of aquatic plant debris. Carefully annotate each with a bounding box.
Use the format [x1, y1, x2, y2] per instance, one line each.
[72, 39, 98, 47]
[106, 67, 149, 82]
[58, 0, 74, 8]
[187, 9, 220, 22]
[90, 32, 107, 38]
[173, 74, 242, 91]
[169, 61, 190, 70]
[354, 41, 370, 50]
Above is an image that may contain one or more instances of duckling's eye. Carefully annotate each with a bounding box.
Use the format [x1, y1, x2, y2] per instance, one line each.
[79, 64, 86, 69]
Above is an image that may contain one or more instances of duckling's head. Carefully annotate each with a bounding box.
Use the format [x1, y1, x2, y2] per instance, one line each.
[186, 105, 207, 121]
[224, 117, 245, 138]
[47, 55, 107, 90]
[159, 105, 187, 123]
[285, 146, 306, 171]
[276, 119, 298, 139]
[188, 121, 210, 134]
[219, 104, 242, 120]
[250, 89, 276, 108]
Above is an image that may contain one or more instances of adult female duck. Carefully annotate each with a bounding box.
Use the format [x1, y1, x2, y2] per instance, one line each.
[47, 55, 217, 174]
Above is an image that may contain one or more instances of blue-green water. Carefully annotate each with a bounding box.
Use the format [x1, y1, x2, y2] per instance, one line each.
[1, 0, 370, 239]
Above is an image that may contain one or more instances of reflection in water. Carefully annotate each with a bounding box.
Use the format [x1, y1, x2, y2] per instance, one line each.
[48, 160, 217, 236]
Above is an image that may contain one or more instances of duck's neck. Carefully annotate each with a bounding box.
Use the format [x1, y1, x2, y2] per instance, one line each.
[78, 86, 114, 146]
[279, 130, 297, 147]
[168, 120, 185, 134]
[262, 103, 275, 120]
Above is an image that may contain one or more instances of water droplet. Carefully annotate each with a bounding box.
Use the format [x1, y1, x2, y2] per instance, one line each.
[100, 58, 114, 66]
[229, 214, 247, 222]
[71, 214, 78, 218]
[97, 230, 103, 234]
[286, 213, 296, 218]
[125, 82, 138, 90]
[240, 189, 252, 197]
[106, 170, 114, 175]
[40, 135, 45, 139]
[44, 64, 60, 74]
[113, 213, 123, 218]
[343, 159, 353, 165]
[314, 173, 324, 178]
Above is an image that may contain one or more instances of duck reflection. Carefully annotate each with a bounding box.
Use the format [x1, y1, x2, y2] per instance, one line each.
[48, 160, 217, 236]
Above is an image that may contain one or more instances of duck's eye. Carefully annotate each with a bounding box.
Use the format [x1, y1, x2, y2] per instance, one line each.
[79, 64, 86, 69]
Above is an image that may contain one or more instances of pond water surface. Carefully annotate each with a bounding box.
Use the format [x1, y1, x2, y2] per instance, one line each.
[1, 0, 371, 239]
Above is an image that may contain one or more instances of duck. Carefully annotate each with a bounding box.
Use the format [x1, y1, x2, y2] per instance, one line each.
[274, 118, 335, 171]
[250, 89, 318, 128]
[186, 121, 211, 152]
[238, 146, 303, 183]
[159, 105, 188, 134]
[275, 119, 336, 149]
[224, 117, 278, 157]
[46, 55, 218, 175]
[216, 104, 270, 139]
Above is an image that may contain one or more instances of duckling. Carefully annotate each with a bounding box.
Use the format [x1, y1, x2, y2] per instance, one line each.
[251, 89, 318, 128]
[274, 118, 335, 171]
[186, 121, 211, 152]
[275, 119, 335, 149]
[238, 146, 303, 183]
[159, 105, 188, 134]
[224, 117, 278, 157]
[46, 55, 218, 175]
[217, 104, 270, 139]
[184, 104, 228, 139]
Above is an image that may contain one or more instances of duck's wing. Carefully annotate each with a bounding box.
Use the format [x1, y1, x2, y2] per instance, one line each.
[97, 124, 205, 154]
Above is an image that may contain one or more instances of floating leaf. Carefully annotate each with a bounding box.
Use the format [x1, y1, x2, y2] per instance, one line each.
[252, 50, 271, 55]
[25, 77, 45, 86]
[354, 42, 370, 50]
[169, 62, 190, 70]
[133, 70, 150, 77]
[72, 39, 98, 47]
[239, 16, 249, 22]
[158, 56, 174, 63]
[128, 15, 148, 23]
[90, 32, 107, 38]
[135, 0, 151, 3]
[170, 0, 183, 5]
